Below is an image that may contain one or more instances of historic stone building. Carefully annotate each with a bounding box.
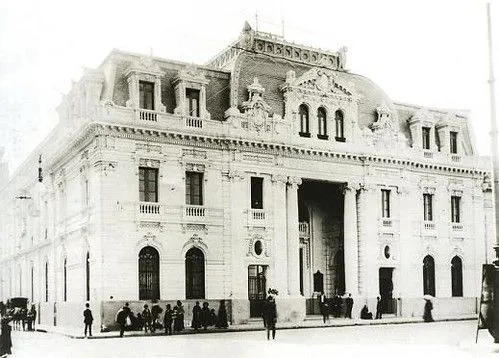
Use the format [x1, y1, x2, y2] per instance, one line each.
[0, 23, 496, 330]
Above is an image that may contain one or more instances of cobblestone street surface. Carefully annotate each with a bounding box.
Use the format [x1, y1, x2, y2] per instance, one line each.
[9, 320, 499, 358]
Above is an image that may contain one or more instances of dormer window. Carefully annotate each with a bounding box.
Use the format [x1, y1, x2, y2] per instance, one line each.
[422, 127, 431, 150]
[317, 107, 328, 139]
[186, 88, 200, 117]
[335, 110, 345, 142]
[299, 104, 310, 137]
[139, 81, 154, 110]
[173, 65, 210, 121]
[450, 131, 458, 154]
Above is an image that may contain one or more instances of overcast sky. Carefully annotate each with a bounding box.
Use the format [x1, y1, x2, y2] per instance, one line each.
[0, 0, 497, 174]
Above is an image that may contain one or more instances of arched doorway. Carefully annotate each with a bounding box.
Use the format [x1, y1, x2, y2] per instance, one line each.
[138, 246, 160, 300]
[185, 247, 205, 299]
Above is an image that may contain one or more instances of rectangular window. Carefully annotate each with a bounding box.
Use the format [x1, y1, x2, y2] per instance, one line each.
[451, 196, 461, 223]
[186, 88, 200, 117]
[435, 128, 441, 152]
[185, 171, 203, 205]
[381, 189, 391, 218]
[422, 127, 431, 150]
[139, 167, 158, 202]
[139, 81, 155, 110]
[423, 193, 433, 221]
[251, 177, 263, 209]
[450, 131, 458, 154]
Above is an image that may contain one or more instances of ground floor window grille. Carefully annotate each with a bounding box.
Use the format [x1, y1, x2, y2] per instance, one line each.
[185, 247, 205, 299]
[138, 246, 160, 300]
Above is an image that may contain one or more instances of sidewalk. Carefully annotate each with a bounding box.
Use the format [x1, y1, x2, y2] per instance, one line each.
[34, 314, 477, 340]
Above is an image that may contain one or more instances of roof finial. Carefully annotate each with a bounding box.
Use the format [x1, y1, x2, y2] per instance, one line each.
[255, 12, 259, 32]
[282, 17, 285, 38]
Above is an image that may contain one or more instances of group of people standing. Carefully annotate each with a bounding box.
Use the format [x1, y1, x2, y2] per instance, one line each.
[114, 300, 229, 337]
[318, 292, 354, 323]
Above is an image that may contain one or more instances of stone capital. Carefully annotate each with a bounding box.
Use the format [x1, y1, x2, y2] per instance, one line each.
[287, 176, 302, 187]
[271, 174, 287, 185]
[343, 182, 360, 194]
[359, 183, 376, 192]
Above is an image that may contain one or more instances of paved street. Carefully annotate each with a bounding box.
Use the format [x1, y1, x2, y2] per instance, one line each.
[9, 320, 498, 358]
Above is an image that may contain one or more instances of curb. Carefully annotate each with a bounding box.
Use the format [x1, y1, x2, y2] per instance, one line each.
[33, 316, 477, 340]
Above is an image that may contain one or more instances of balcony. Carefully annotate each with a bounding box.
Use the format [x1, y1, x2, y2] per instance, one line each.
[423, 151, 433, 159]
[451, 155, 461, 163]
[184, 205, 205, 218]
[137, 108, 158, 122]
[139, 202, 161, 215]
[247, 209, 267, 227]
[423, 221, 435, 231]
[299, 222, 310, 238]
[451, 223, 464, 231]
[185, 116, 203, 128]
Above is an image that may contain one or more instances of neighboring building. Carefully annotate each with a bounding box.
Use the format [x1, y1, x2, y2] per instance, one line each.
[0, 22, 495, 330]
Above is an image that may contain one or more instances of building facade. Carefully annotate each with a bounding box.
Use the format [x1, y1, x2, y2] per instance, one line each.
[0, 23, 496, 330]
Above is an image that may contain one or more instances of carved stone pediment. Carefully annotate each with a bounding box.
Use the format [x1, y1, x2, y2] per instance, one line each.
[408, 108, 436, 126]
[363, 102, 407, 150]
[125, 55, 163, 77]
[173, 65, 209, 86]
[281, 68, 354, 97]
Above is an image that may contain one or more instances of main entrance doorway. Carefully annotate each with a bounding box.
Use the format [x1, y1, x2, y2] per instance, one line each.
[379, 268, 395, 314]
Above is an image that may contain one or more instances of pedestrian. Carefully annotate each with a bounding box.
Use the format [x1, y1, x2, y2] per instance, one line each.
[345, 293, 353, 319]
[0, 317, 12, 357]
[209, 309, 216, 326]
[375, 296, 382, 319]
[262, 296, 277, 340]
[151, 302, 162, 333]
[423, 298, 434, 322]
[192, 301, 201, 331]
[215, 300, 228, 329]
[360, 304, 373, 319]
[83, 303, 93, 337]
[318, 291, 328, 323]
[163, 304, 173, 335]
[116, 303, 131, 337]
[201, 302, 210, 330]
[142, 304, 152, 333]
[173, 301, 185, 332]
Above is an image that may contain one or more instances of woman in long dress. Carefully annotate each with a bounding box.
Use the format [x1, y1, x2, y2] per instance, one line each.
[0, 318, 12, 357]
[423, 299, 434, 322]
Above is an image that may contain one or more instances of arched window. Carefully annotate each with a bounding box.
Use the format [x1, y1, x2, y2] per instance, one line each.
[335, 110, 345, 141]
[423, 255, 435, 296]
[185, 247, 205, 299]
[86, 252, 90, 301]
[298, 104, 310, 137]
[63, 258, 67, 301]
[138, 246, 160, 300]
[317, 107, 328, 139]
[451, 256, 463, 297]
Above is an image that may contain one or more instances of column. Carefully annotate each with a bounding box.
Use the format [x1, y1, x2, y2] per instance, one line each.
[343, 183, 359, 296]
[287, 176, 301, 296]
[272, 174, 288, 296]
[357, 183, 377, 298]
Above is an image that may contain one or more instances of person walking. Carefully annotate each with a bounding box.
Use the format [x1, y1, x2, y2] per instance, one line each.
[318, 291, 329, 323]
[375, 296, 382, 319]
[163, 304, 173, 335]
[215, 300, 228, 329]
[423, 298, 434, 322]
[116, 303, 131, 338]
[83, 303, 93, 337]
[191, 301, 201, 331]
[142, 304, 152, 333]
[151, 302, 162, 333]
[0, 317, 12, 357]
[345, 294, 353, 319]
[262, 296, 277, 340]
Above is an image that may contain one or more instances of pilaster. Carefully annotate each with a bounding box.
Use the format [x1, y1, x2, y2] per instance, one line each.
[286, 176, 301, 296]
[271, 174, 288, 296]
[343, 182, 359, 296]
